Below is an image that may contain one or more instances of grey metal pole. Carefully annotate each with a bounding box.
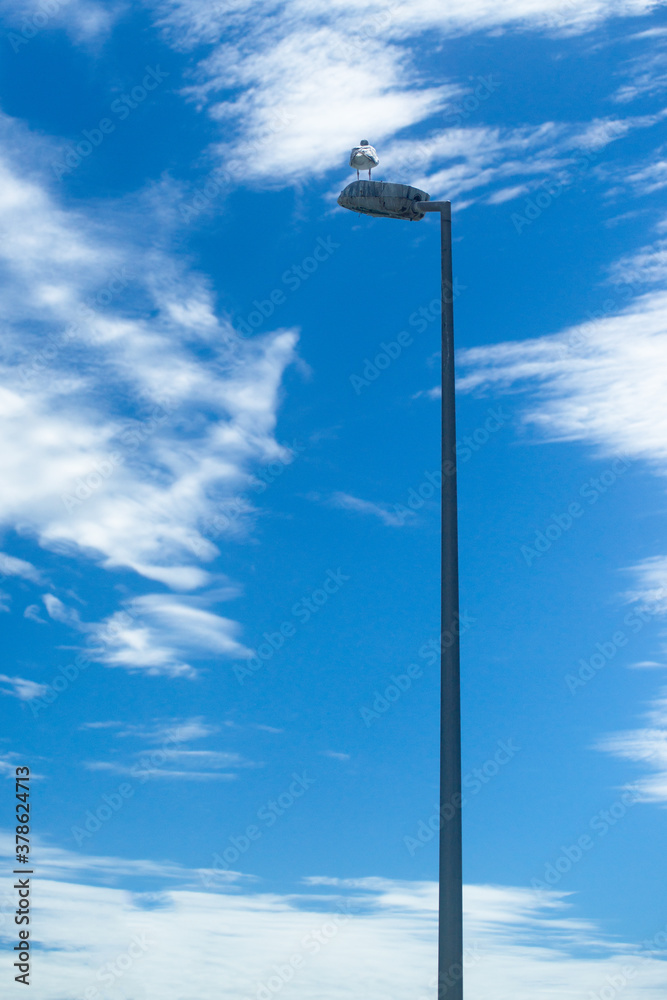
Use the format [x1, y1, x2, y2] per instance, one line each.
[423, 201, 463, 1000]
[337, 186, 463, 998]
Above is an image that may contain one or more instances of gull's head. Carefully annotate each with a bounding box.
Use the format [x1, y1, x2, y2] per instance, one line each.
[360, 139, 369, 145]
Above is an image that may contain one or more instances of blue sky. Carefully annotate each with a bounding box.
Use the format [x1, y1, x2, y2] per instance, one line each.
[2, 0, 667, 997]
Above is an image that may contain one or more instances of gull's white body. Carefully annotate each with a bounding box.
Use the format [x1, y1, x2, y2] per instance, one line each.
[349, 141, 379, 178]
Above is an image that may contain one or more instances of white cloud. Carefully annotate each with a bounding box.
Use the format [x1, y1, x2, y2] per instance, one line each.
[624, 557, 667, 612]
[42, 593, 252, 677]
[486, 183, 532, 204]
[457, 249, 667, 807]
[0, 0, 125, 47]
[1, 842, 667, 999]
[148, 0, 667, 194]
[153, 0, 666, 49]
[455, 218, 667, 465]
[96, 594, 252, 676]
[65, 1, 124, 42]
[595, 558, 667, 802]
[187, 27, 453, 186]
[608, 234, 667, 285]
[79, 720, 125, 730]
[43, 593, 82, 627]
[383, 112, 667, 204]
[7, 0, 663, 210]
[412, 386, 441, 400]
[615, 38, 667, 103]
[24, 603, 47, 623]
[609, 154, 667, 196]
[598, 704, 667, 803]
[328, 491, 412, 527]
[0, 551, 41, 583]
[458, 288, 667, 470]
[0, 674, 48, 700]
[78, 714, 254, 780]
[84, 757, 241, 780]
[0, 831, 232, 884]
[0, 120, 298, 595]
[0, 754, 42, 778]
[109, 717, 219, 742]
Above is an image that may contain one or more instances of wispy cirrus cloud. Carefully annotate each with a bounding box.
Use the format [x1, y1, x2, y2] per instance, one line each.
[598, 695, 667, 803]
[606, 151, 667, 198]
[0, 831, 226, 884]
[84, 717, 218, 742]
[78, 716, 253, 780]
[0, 0, 125, 47]
[0, 674, 49, 701]
[184, 27, 453, 186]
[596, 558, 667, 802]
[0, 844, 666, 999]
[458, 287, 667, 470]
[608, 233, 667, 286]
[383, 111, 667, 206]
[84, 753, 245, 781]
[152, 0, 667, 50]
[615, 30, 667, 103]
[325, 491, 412, 527]
[42, 592, 253, 677]
[146, 0, 667, 198]
[0, 551, 42, 584]
[458, 234, 667, 810]
[0, 116, 299, 594]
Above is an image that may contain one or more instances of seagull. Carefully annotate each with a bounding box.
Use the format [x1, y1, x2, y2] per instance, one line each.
[349, 140, 379, 180]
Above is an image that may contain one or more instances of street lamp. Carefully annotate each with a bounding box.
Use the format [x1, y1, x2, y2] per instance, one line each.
[338, 177, 463, 1000]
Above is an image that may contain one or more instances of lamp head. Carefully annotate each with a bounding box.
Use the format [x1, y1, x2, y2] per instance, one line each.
[338, 180, 431, 221]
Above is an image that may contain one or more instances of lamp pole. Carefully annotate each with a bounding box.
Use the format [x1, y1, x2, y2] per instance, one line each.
[337, 183, 462, 1000]
[424, 200, 463, 1000]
